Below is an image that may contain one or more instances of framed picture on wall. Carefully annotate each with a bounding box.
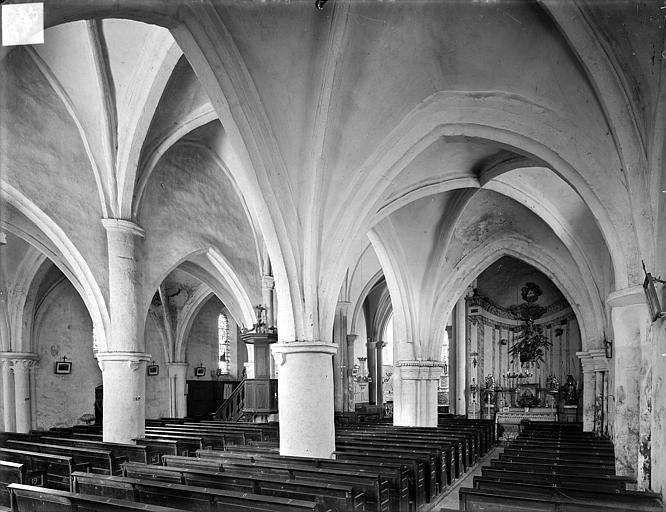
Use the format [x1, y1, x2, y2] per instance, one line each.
[147, 363, 159, 376]
[194, 365, 206, 377]
[55, 360, 71, 375]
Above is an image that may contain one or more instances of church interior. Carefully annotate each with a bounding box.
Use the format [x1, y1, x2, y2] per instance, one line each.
[0, 0, 665, 510]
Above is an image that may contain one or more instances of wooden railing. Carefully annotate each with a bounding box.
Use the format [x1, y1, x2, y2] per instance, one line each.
[214, 379, 246, 421]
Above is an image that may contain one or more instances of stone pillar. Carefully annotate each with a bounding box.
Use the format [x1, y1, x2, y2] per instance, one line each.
[345, 334, 357, 412]
[393, 360, 445, 427]
[167, 362, 189, 418]
[97, 352, 150, 443]
[608, 286, 649, 481]
[455, 299, 467, 416]
[271, 342, 338, 458]
[589, 348, 609, 438]
[101, 219, 147, 443]
[366, 339, 377, 405]
[446, 325, 456, 414]
[375, 341, 385, 406]
[0, 358, 15, 431]
[577, 351, 595, 432]
[10, 354, 38, 433]
[332, 302, 351, 412]
[262, 275, 275, 329]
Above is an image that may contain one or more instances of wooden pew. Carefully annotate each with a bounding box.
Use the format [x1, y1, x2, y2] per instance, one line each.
[39, 436, 151, 465]
[335, 437, 445, 497]
[197, 447, 410, 510]
[6, 440, 123, 476]
[120, 462, 364, 512]
[132, 439, 178, 464]
[473, 476, 664, 509]
[162, 454, 391, 512]
[479, 467, 634, 493]
[135, 435, 201, 457]
[459, 486, 663, 511]
[8, 483, 190, 512]
[71, 472, 319, 512]
[334, 445, 434, 505]
[0, 448, 86, 491]
[0, 461, 46, 507]
[337, 429, 461, 480]
[489, 459, 616, 476]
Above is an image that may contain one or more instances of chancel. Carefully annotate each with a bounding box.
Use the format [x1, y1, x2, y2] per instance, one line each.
[0, 1, 664, 511]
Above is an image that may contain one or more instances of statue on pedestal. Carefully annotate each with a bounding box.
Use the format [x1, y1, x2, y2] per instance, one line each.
[564, 374, 578, 405]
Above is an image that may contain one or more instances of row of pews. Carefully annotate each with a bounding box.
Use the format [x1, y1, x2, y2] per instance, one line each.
[0, 416, 493, 512]
[459, 422, 664, 511]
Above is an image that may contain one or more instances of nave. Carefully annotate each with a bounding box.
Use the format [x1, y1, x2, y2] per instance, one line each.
[0, 413, 663, 511]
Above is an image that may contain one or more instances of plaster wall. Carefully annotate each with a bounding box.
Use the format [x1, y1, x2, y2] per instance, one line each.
[0, 48, 108, 301]
[138, 139, 261, 319]
[185, 297, 243, 381]
[33, 280, 101, 429]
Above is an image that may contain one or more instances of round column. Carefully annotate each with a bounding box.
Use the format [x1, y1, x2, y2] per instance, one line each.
[101, 219, 145, 353]
[10, 354, 38, 433]
[167, 363, 189, 418]
[393, 360, 445, 427]
[366, 339, 377, 405]
[97, 352, 150, 443]
[577, 352, 595, 431]
[271, 342, 337, 458]
[0, 358, 15, 431]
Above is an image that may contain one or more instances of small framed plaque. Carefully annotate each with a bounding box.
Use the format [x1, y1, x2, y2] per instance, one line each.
[55, 359, 71, 375]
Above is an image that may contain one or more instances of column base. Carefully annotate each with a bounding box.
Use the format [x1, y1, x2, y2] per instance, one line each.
[271, 342, 337, 458]
[97, 352, 150, 444]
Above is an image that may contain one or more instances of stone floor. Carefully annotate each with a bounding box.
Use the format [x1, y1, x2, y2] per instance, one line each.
[424, 446, 504, 512]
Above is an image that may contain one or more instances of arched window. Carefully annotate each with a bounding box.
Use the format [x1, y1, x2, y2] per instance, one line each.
[218, 312, 230, 374]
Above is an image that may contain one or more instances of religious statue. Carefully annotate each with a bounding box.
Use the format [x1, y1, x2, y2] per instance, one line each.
[564, 374, 578, 405]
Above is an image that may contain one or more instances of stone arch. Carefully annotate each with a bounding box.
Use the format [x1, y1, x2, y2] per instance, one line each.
[1, 181, 110, 351]
[324, 92, 632, 334]
[174, 287, 214, 363]
[349, 270, 385, 337]
[431, 234, 604, 358]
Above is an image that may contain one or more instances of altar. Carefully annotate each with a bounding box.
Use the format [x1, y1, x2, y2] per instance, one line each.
[496, 407, 558, 439]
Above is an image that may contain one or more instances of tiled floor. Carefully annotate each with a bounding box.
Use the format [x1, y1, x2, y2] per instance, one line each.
[426, 446, 504, 512]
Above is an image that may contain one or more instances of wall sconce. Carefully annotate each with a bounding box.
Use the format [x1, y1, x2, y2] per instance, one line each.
[470, 351, 479, 369]
[603, 340, 613, 359]
[642, 260, 666, 322]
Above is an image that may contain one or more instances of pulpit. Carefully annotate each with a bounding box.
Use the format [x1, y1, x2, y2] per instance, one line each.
[241, 328, 278, 416]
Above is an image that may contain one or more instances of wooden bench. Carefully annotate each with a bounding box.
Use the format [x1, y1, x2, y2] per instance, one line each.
[459, 486, 663, 511]
[8, 483, 190, 512]
[6, 440, 123, 476]
[0, 448, 86, 491]
[140, 434, 203, 456]
[218, 447, 408, 512]
[0, 461, 46, 507]
[39, 437, 151, 465]
[72, 472, 319, 512]
[163, 453, 391, 512]
[472, 476, 664, 509]
[145, 427, 259, 449]
[480, 467, 634, 493]
[335, 437, 444, 497]
[121, 462, 363, 511]
[132, 439, 178, 464]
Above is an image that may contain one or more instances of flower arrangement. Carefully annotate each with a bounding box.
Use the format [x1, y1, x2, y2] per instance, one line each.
[508, 318, 552, 366]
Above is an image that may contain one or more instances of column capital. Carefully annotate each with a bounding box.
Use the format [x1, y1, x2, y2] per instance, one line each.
[101, 218, 145, 238]
[261, 275, 275, 289]
[271, 342, 338, 366]
[346, 334, 358, 345]
[606, 286, 646, 309]
[166, 362, 189, 368]
[589, 348, 609, 371]
[96, 352, 150, 372]
[395, 360, 445, 380]
[576, 350, 595, 372]
[366, 339, 377, 349]
[336, 301, 352, 315]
